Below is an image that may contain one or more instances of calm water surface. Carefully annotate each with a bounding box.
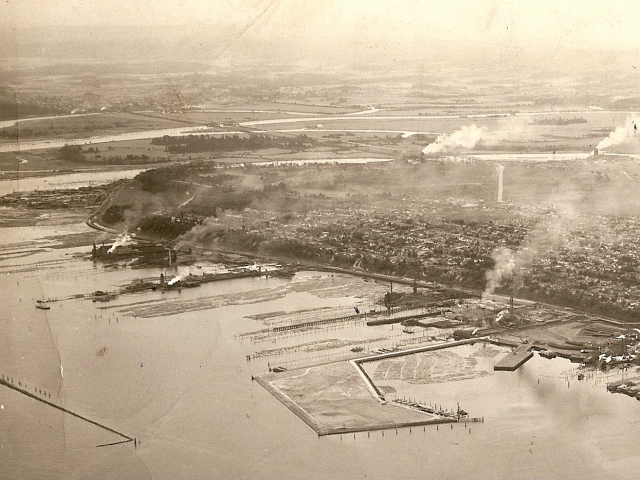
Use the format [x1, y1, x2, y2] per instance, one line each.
[0, 170, 146, 196]
[2, 221, 640, 479]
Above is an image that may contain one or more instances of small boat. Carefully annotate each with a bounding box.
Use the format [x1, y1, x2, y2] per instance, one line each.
[351, 347, 364, 353]
[577, 373, 585, 381]
[36, 300, 50, 310]
[272, 366, 287, 373]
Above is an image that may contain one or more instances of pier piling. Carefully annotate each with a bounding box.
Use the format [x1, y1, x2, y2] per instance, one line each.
[0, 377, 132, 443]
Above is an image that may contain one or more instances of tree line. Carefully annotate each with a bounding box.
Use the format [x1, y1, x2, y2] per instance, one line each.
[150, 133, 315, 154]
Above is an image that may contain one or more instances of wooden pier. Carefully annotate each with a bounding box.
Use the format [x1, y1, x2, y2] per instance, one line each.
[494, 347, 533, 371]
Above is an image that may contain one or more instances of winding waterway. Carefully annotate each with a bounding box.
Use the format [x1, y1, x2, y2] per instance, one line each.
[0, 126, 242, 153]
[0, 169, 146, 196]
[0, 156, 395, 197]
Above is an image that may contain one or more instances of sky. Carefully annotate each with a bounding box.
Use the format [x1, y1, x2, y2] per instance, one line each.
[2, 0, 640, 67]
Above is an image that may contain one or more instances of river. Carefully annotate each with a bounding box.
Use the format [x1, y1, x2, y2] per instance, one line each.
[2, 108, 634, 156]
[446, 152, 593, 162]
[0, 156, 399, 196]
[251, 157, 392, 166]
[0, 126, 245, 153]
[2, 212, 640, 478]
[0, 169, 146, 196]
[239, 109, 640, 127]
[0, 113, 104, 130]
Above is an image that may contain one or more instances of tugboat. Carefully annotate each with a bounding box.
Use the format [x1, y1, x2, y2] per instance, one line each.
[36, 300, 50, 310]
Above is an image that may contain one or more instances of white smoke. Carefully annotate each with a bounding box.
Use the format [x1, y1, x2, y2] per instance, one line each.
[484, 205, 579, 297]
[167, 275, 183, 286]
[107, 233, 132, 254]
[596, 116, 640, 151]
[484, 246, 536, 297]
[422, 124, 488, 155]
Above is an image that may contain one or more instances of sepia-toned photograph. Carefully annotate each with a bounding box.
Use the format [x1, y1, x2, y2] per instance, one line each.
[2, 1, 640, 478]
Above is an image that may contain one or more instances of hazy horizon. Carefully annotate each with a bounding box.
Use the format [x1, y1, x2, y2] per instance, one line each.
[2, 1, 640, 74]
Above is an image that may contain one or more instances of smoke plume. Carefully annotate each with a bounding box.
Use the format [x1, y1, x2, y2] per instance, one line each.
[174, 217, 225, 250]
[422, 124, 488, 155]
[596, 116, 640, 151]
[484, 246, 532, 297]
[107, 233, 131, 253]
[483, 204, 579, 297]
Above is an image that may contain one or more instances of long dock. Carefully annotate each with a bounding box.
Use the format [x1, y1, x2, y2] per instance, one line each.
[272, 312, 366, 332]
[353, 337, 486, 365]
[365, 309, 450, 326]
[0, 377, 132, 443]
[243, 305, 420, 337]
[494, 347, 533, 371]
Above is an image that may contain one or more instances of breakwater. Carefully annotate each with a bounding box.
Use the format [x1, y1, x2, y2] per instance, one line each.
[0, 376, 132, 444]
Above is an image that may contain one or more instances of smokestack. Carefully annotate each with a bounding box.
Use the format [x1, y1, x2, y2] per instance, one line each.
[510, 296, 514, 320]
[160, 273, 165, 286]
[496, 164, 505, 203]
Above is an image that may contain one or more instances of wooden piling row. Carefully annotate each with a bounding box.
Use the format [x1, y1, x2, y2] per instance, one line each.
[0, 377, 132, 442]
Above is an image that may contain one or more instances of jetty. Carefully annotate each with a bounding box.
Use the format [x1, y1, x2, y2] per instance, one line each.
[0, 376, 132, 444]
[494, 347, 533, 371]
